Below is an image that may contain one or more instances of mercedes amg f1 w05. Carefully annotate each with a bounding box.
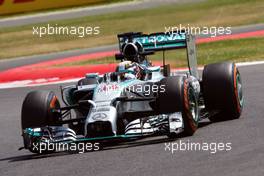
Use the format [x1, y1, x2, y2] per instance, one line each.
[20, 31, 244, 153]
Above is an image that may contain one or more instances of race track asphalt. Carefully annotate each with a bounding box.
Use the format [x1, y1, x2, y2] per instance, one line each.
[0, 64, 263, 176]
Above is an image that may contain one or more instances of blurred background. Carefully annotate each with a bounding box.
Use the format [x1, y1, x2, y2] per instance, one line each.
[0, 0, 263, 82]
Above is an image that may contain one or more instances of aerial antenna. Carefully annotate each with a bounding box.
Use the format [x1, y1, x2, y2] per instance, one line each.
[162, 50, 165, 67]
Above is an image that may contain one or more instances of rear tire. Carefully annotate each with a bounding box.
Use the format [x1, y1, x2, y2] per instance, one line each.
[157, 76, 199, 136]
[202, 62, 244, 122]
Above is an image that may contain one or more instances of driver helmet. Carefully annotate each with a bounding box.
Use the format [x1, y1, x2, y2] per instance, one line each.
[117, 61, 142, 80]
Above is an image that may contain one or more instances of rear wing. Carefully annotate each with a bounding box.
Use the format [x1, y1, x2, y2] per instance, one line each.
[117, 31, 199, 78]
[118, 31, 186, 51]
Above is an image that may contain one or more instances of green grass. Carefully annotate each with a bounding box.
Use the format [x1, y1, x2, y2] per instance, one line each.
[57, 37, 264, 68]
[0, 0, 264, 59]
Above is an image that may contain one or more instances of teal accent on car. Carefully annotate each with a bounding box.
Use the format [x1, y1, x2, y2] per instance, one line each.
[134, 32, 187, 50]
[25, 128, 42, 137]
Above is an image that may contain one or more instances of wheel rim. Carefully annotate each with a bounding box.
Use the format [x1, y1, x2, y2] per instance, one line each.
[188, 88, 199, 122]
[236, 72, 244, 107]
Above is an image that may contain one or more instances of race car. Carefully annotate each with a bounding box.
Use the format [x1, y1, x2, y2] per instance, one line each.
[20, 31, 244, 153]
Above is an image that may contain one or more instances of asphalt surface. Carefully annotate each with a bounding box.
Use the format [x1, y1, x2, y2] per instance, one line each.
[0, 44, 117, 71]
[0, 0, 203, 28]
[0, 64, 264, 176]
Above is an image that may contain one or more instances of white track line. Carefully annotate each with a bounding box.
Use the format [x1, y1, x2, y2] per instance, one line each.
[0, 61, 263, 89]
[236, 60, 264, 66]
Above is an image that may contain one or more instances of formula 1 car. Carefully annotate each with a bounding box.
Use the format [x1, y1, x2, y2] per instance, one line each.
[20, 31, 244, 153]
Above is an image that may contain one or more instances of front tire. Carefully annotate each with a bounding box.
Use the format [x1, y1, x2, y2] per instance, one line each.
[21, 91, 61, 129]
[157, 76, 199, 136]
[21, 91, 61, 154]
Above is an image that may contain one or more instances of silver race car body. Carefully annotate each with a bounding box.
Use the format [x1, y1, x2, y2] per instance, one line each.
[20, 31, 243, 153]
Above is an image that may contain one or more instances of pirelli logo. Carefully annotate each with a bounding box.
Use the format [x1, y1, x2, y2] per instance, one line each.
[0, 0, 104, 15]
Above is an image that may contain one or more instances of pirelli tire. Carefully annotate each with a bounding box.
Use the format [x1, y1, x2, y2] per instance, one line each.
[157, 76, 199, 137]
[21, 91, 61, 130]
[21, 91, 61, 154]
[202, 62, 244, 122]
